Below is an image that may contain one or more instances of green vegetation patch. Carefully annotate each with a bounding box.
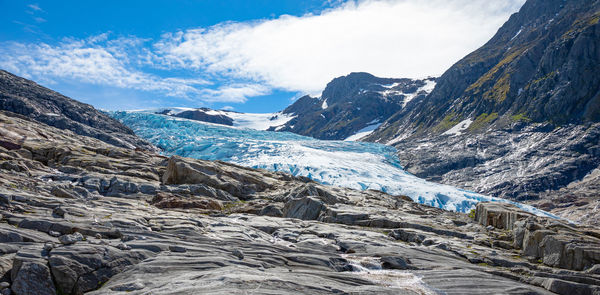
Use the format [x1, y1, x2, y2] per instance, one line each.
[510, 113, 531, 122]
[483, 73, 511, 102]
[468, 209, 476, 219]
[562, 11, 600, 39]
[526, 70, 557, 90]
[466, 48, 526, 94]
[433, 112, 463, 133]
[467, 113, 498, 132]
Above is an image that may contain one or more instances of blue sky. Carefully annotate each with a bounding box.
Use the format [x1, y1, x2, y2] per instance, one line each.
[0, 0, 525, 112]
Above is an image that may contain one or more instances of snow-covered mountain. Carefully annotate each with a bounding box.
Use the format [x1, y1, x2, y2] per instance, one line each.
[274, 73, 436, 140]
[150, 73, 435, 141]
[112, 110, 557, 219]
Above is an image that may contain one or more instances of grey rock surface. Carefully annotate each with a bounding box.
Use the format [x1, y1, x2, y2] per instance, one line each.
[389, 123, 600, 226]
[1, 110, 598, 294]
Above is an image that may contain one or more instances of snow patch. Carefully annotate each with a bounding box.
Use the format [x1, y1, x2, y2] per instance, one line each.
[381, 82, 400, 89]
[133, 108, 295, 131]
[378, 79, 437, 107]
[511, 28, 522, 41]
[344, 121, 382, 141]
[443, 119, 473, 136]
[321, 99, 328, 109]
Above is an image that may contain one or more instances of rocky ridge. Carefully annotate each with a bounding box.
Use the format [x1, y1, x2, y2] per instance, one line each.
[1, 109, 600, 294]
[0, 70, 155, 151]
[272, 72, 436, 140]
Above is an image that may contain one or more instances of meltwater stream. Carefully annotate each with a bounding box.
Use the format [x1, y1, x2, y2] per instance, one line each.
[112, 111, 557, 218]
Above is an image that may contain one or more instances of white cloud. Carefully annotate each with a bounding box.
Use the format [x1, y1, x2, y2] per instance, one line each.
[27, 4, 43, 12]
[156, 0, 526, 94]
[199, 84, 270, 103]
[0, 37, 210, 99]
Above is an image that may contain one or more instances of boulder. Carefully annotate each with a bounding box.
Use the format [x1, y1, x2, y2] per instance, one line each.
[282, 196, 326, 220]
[258, 205, 283, 217]
[49, 244, 152, 294]
[11, 246, 55, 295]
[380, 256, 415, 270]
[388, 229, 425, 244]
[58, 232, 83, 245]
[162, 156, 272, 199]
[11, 261, 56, 295]
[513, 218, 600, 271]
[149, 192, 223, 211]
[540, 235, 600, 271]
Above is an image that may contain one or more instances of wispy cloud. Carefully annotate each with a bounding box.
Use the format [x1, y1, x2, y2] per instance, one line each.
[27, 4, 43, 12]
[200, 84, 270, 103]
[0, 36, 211, 99]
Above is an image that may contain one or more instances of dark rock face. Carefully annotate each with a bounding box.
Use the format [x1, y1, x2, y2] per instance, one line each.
[272, 72, 435, 140]
[362, 0, 600, 224]
[0, 70, 155, 151]
[2, 109, 596, 294]
[157, 108, 234, 126]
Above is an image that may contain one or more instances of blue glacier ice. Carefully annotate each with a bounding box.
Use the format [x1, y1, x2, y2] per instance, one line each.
[111, 111, 559, 219]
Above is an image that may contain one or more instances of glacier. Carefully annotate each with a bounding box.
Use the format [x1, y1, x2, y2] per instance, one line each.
[112, 111, 559, 219]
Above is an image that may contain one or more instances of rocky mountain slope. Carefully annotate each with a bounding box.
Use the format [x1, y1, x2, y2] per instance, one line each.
[272, 73, 436, 140]
[0, 70, 155, 151]
[362, 0, 600, 224]
[1, 109, 600, 294]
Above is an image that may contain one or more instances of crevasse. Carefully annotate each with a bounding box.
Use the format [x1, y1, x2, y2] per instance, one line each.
[111, 111, 558, 219]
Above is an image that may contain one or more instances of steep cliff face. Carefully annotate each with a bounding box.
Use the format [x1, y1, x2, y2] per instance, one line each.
[0, 70, 155, 151]
[272, 72, 435, 140]
[369, 0, 600, 141]
[359, 0, 600, 223]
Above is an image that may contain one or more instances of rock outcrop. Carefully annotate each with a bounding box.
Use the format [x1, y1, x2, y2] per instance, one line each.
[1, 109, 600, 294]
[0, 70, 155, 151]
[157, 108, 234, 126]
[477, 202, 600, 272]
[475, 202, 534, 230]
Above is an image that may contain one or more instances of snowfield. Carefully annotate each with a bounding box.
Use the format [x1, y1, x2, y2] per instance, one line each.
[112, 111, 559, 219]
[135, 107, 295, 131]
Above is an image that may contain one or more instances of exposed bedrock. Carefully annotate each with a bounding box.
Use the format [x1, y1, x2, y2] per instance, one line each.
[0, 110, 598, 294]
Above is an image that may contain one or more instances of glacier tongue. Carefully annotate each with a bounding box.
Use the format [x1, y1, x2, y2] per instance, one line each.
[112, 111, 558, 218]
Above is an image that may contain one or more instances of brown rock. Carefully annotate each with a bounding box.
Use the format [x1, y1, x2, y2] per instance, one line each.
[149, 192, 223, 211]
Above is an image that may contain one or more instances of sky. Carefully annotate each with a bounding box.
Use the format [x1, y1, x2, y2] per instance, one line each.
[0, 0, 526, 113]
